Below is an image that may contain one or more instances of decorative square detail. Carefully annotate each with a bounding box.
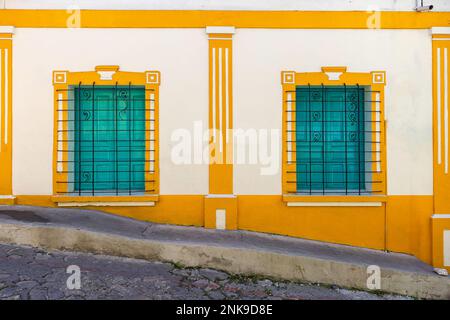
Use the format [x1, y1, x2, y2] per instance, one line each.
[372, 71, 386, 84]
[281, 71, 295, 85]
[146, 71, 160, 85]
[53, 71, 67, 84]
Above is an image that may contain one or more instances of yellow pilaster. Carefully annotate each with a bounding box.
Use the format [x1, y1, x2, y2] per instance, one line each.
[431, 27, 450, 271]
[205, 26, 237, 229]
[207, 26, 234, 194]
[432, 28, 450, 213]
[0, 26, 14, 204]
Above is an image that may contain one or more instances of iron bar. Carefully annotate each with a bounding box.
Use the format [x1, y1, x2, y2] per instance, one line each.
[344, 84, 348, 195]
[357, 84, 362, 195]
[321, 84, 325, 194]
[128, 82, 132, 195]
[91, 82, 95, 196]
[308, 84, 312, 194]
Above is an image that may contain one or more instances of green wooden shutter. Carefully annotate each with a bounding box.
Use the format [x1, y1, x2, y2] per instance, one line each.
[295, 86, 365, 194]
[74, 86, 145, 195]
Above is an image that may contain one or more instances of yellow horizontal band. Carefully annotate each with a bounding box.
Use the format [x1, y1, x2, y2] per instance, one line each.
[0, 10, 448, 29]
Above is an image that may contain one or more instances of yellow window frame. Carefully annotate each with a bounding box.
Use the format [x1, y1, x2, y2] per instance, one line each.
[281, 66, 387, 203]
[51, 65, 160, 205]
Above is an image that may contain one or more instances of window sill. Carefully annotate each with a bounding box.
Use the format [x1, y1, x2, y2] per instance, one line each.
[51, 195, 159, 207]
[282, 195, 387, 207]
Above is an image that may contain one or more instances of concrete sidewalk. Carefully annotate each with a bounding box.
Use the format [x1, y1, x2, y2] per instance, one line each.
[0, 205, 448, 299]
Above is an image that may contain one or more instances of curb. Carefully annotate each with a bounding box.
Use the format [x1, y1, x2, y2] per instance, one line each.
[0, 222, 448, 299]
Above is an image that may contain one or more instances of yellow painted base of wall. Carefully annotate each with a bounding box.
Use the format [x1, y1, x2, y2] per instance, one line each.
[386, 195, 433, 265]
[15, 195, 204, 227]
[239, 195, 387, 249]
[0, 196, 16, 206]
[10, 194, 434, 266]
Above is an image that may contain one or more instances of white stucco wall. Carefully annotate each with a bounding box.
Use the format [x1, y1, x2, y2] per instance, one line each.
[12, 28, 433, 196]
[12, 28, 209, 195]
[233, 29, 433, 195]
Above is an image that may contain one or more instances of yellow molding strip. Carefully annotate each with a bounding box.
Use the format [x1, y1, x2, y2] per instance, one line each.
[95, 65, 120, 72]
[0, 10, 449, 29]
[321, 66, 347, 73]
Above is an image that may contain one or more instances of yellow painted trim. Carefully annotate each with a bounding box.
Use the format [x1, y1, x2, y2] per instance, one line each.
[0, 195, 15, 205]
[321, 66, 347, 73]
[15, 194, 204, 227]
[432, 34, 450, 39]
[95, 65, 120, 72]
[51, 66, 161, 198]
[0, 10, 449, 29]
[386, 195, 432, 265]
[281, 72, 297, 194]
[432, 38, 450, 213]
[0, 29, 13, 195]
[208, 29, 233, 194]
[281, 67, 387, 197]
[207, 34, 233, 39]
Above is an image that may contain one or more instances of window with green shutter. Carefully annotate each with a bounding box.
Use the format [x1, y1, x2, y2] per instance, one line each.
[295, 85, 369, 195]
[69, 85, 147, 195]
[53, 67, 160, 200]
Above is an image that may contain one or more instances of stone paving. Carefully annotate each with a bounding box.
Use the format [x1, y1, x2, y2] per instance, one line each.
[0, 243, 412, 300]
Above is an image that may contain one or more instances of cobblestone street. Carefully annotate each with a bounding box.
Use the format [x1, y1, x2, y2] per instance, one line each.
[0, 243, 412, 300]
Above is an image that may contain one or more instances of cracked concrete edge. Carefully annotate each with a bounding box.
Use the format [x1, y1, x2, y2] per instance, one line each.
[0, 222, 448, 299]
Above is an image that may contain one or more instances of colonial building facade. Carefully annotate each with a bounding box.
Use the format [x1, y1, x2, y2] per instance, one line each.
[0, 0, 450, 272]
